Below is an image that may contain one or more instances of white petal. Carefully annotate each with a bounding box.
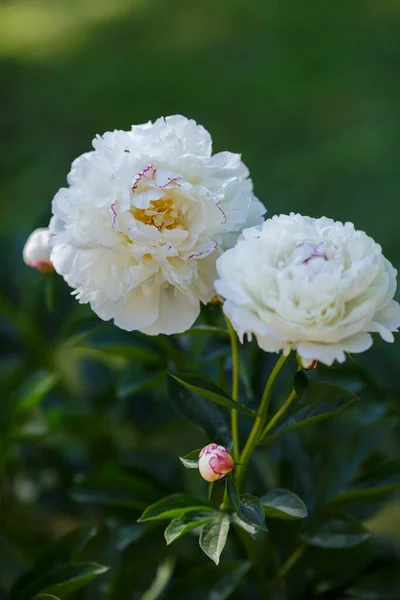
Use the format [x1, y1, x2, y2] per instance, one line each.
[141, 287, 200, 335]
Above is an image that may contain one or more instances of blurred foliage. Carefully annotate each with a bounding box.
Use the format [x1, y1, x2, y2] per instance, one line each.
[2, 0, 400, 598]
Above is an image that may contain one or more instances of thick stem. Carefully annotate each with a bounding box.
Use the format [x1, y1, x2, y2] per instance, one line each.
[261, 389, 297, 440]
[224, 314, 240, 462]
[236, 352, 290, 491]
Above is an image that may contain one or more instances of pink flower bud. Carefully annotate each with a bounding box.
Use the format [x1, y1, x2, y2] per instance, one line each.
[198, 444, 234, 482]
[23, 228, 54, 274]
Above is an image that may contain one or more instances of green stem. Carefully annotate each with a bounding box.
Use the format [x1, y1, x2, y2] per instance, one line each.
[224, 314, 240, 462]
[261, 389, 296, 440]
[236, 352, 290, 491]
[269, 543, 307, 589]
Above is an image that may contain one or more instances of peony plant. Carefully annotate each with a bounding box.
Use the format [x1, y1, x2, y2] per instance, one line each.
[21, 115, 400, 595]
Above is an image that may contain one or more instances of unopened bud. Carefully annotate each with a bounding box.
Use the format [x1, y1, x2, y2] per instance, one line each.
[198, 444, 234, 482]
[298, 355, 318, 370]
[23, 228, 54, 274]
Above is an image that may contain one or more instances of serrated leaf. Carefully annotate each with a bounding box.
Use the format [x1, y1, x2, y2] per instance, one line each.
[138, 494, 213, 522]
[15, 563, 109, 600]
[301, 513, 371, 549]
[199, 515, 230, 565]
[169, 372, 256, 416]
[261, 489, 307, 520]
[166, 374, 230, 445]
[346, 566, 400, 599]
[179, 449, 201, 469]
[164, 511, 216, 545]
[263, 383, 357, 445]
[240, 495, 267, 531]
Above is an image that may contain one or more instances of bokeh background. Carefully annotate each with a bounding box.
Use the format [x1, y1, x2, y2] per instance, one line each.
[1, 1, 400, 599]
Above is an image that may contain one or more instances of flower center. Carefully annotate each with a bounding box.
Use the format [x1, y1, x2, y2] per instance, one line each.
[131, 198, 185, 231]
[293, 241, 329, 266]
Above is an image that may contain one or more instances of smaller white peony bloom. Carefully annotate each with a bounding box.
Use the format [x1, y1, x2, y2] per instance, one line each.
[50, 115, 265, 335]
[198, 444, 235, 482]
[23, 228, 54, 274]
[215, 213, 400, 366]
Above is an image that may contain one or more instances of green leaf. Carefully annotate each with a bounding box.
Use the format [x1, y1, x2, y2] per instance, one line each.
[261, 489, 308, 520]
[10, 527, 98, 599]
[179, 449, 201, 469]
[169, 372, 256, 416]
[142, 557, 175, 600]
[16, 563, 109, 600]
[346, 566, 400, 599]
[293, 370, 309, 403]
[138, 494, 213, 522]
[240, 495, 268, 531]
[199, 515, 230, 565]
[263, 383, 357, 444]
[166, 374, 230, 445]
[164, 511, 216, 545]
[70, 465, 159, 509]
[163, 561, 250, 600]
[301, 513, 371, 549]
[226, 479, 241, 515]
[13, 372, 58, 414]
[34, 595, 61, 600]
[330, 459, 400, 505]
[231, 513, 258, 538]
[318, 417, 397, 504]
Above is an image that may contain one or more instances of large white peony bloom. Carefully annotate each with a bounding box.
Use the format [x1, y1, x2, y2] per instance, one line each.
[50, 115, 265, 334]
[215, 213, 400, 366]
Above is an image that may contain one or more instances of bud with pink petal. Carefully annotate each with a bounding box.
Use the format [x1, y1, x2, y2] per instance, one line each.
[23, 228, 54, 274]
[198, 444, 234, 482]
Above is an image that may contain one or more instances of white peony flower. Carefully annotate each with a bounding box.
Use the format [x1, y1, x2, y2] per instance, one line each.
[23, 228, 54, 273]
[50, 115, 265, 334]
[215, 213, 400, 366]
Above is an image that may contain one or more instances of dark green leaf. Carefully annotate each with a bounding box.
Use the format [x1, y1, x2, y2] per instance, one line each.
[318, 417, 397, 504]
[13, 372, 58, 414]
[226, 479, 241, 515]
[199, 515, 230, 565]
[163, 561, 250, 600]
[34, 595, 61, 600]
[346, 566, 400, 599]
[16, 563, 109, 600]
[70, 465, 159, 509]
[231, 513, 258, 538]
[169, 373, 256, 416]
[166, 374, 230, 445]
[138, 494, 213, 522]
[261, 489, 307, 520]
[179, 449, 201, 469]
[164, 511, 216, 545]
[301, 513, 371, 549]
[263, 383, 357, 445]
[240, 495, 268, 531]
[10, 527, 98, 599]
[329, 459, 400, 505]
[293, 370, 309, 403]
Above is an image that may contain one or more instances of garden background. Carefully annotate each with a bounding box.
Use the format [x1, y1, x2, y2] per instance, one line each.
[1, 1, 400, 598]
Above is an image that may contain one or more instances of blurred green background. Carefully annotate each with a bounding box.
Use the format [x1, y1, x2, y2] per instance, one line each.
[2, 1, 400, 599]
[1, 0, 400, 263]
